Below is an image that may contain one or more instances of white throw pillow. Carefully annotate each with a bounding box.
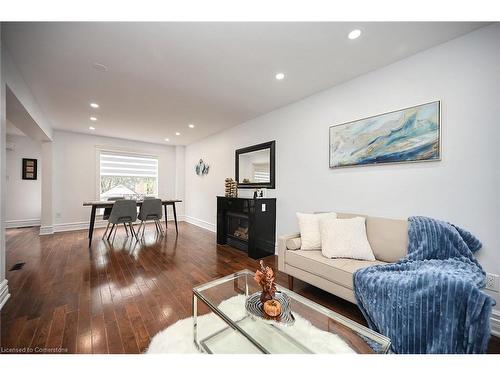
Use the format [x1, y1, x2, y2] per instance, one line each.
[319, 216, 375, 261]
[296, 212, 337, 250]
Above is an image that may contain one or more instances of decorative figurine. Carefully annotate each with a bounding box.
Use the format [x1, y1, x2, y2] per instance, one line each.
[254, 260, 277, 303]
[224, 178, 238, 197]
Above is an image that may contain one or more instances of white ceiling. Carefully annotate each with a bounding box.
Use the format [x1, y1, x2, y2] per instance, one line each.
[2, 22, 486, 145]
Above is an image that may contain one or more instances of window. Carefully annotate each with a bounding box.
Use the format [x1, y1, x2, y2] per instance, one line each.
[99, 151, 158, 200]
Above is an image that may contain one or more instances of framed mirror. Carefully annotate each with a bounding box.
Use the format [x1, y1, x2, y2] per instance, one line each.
[235, 141, 275, 189]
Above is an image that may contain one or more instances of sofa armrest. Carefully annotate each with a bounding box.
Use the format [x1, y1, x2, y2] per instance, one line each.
[277, 233, 301, 272]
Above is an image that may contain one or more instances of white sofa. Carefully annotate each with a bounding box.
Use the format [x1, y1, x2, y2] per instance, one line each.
[278, 213, 409, 304]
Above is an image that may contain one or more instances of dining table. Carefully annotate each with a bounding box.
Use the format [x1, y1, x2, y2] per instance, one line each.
[83, 199, 182, 247]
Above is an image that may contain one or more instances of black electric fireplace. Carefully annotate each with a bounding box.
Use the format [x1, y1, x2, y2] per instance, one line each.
[217, 196, 276, 259]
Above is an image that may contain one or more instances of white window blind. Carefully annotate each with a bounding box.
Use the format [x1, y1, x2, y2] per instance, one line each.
[99, 151, 158, 199]
[253, 163, 270, 183]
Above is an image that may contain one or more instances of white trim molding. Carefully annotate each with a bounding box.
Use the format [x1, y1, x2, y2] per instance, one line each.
[42, 216, 186, 234]
[491, 309, 500, 338]
[0, 279, 10, 311]
[184, 215, 215, 232]
[5, 218, 41, 228]
[39, 225, 54, 235]
[169, 214, 185, 223]
[54, 220, 108, 233]
[164, 214, 184, 223]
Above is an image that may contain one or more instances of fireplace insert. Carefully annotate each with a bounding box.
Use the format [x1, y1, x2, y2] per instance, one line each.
[225, 211, 249, 251]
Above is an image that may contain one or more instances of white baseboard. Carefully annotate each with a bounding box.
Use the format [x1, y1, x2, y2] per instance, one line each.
[0, 279, 10, 311]
[5, 218, 41, 228]
[184, 215, 216, 232]
[39, 225, 54, 235]
[38, 215, 185, 234]
[169, 214, 185, 223]
[54, 220, 108, 233]
[491, 309, 500, 338]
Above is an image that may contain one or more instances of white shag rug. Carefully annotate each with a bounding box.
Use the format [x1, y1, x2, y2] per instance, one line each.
[146, 295, 355, 354]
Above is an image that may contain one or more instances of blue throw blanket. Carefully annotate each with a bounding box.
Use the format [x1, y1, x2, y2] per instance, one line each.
[353, 216, 495, 354]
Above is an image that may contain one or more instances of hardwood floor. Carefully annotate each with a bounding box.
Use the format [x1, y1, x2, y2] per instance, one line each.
[1, 223, 499, 354]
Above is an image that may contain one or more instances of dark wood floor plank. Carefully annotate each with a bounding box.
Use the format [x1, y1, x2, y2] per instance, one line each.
[1, 223, 498, 354]
[76, 333, 92, 354]
[124, 302, 150, 353]
[46, 305, 67, 349]
[4, 316, 27, 348]
[91, 313, 108, 354]
[105, 318, 125, 354]
[77, 294, 91, 337]
[113, 304, 140, 354]
[61, 310, 78, 353]
[29, 310, 54, 350]
[17, 317, 40, 349]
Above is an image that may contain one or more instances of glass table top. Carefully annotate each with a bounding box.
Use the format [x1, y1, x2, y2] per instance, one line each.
[192, 270, 391, 354]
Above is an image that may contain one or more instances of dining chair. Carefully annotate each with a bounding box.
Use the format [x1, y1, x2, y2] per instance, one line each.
[106, 200, 139, 243]
[137, 198, 164, 237]
[102, 196, 124, 239]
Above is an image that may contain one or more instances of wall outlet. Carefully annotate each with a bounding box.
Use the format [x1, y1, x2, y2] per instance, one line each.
[261, 203, 266, 212]
[485, 273, 500, 292]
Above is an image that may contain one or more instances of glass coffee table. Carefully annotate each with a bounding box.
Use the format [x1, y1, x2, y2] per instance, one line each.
[192, 270, 391, 354]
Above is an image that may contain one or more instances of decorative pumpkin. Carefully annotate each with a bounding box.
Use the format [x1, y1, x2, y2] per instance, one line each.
[263, 299, 282, 317]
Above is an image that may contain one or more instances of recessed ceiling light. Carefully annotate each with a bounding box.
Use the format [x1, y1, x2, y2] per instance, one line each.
[89, 126, 95, 130]
[348, 29, 362, 40]
[90, 102, 99, 109]
[90, 117, 97, 121]
[275, 72, 285, 80]
[188, 124, 195, 128]
[164, 138, 170, 142]
[92, 62, 108, 72]
[175, 132, 181, 136]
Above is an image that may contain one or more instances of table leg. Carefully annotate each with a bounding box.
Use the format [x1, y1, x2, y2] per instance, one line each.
[173, 202, 178, 235]
[164, 204, 168, 231]
[88, 205, 97, 248]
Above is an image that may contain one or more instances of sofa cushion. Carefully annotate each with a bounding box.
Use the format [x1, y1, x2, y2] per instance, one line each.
[319, 216, 375, 261]
[285, 237, 302, 250]
[286, 250, 387, 289]
[337, 213, 408, 263]
[296, 212, 337, 250]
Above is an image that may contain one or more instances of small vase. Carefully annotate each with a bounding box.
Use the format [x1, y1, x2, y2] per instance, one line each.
[260, 290, 274, 303]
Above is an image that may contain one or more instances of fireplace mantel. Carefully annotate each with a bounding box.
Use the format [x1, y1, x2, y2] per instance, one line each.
[216, 196, 277, 259]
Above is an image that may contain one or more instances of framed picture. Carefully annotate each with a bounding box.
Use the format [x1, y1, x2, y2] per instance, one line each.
[329, 101, 441, 168]
[22, 158, 38, 180]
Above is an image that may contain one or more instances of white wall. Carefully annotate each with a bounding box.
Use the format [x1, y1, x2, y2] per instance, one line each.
[51, 130, 180, 230]
[185, 25, 500, 303]
[174, 145, 186, 218]
[40, 141, 53, 234]
[5, 134, 41, 227]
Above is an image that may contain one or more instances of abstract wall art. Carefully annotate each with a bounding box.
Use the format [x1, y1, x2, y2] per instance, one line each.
[195, 159, 210, 176]
[329, 101, 441, 168]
